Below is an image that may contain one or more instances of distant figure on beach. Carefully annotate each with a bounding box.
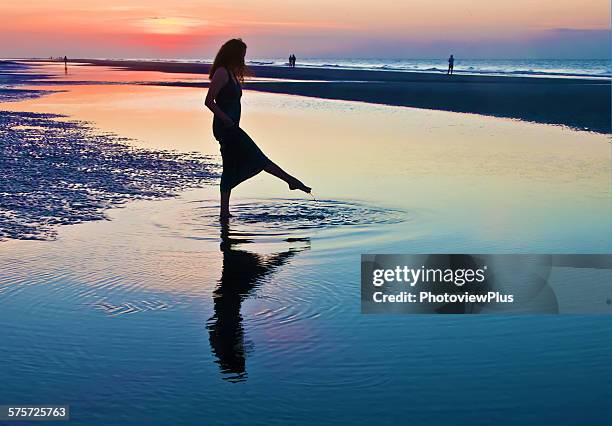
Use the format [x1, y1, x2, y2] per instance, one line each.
[205, 39, 311, 218]
[288, 54, 296, 67]
[63, 56, 68, 74]
[447, 54, 454, 75]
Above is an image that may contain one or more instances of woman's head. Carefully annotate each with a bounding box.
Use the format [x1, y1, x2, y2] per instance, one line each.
[210, 38, 250, 83]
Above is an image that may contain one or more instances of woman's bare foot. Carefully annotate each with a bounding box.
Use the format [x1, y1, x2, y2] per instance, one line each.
[288, 178, 311, 194]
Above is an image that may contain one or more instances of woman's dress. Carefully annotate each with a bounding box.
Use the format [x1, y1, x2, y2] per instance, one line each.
[212, 71, 270, 191]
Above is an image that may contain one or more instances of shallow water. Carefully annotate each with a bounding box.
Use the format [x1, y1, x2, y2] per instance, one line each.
[1, 63, 611, 425]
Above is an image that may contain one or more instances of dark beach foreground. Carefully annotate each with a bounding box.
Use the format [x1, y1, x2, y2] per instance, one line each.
[71, 59, 611, 134]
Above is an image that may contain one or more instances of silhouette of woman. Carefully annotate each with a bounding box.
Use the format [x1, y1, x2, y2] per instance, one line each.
[205, 39, 311, 218]
[207, 219, 309, 381]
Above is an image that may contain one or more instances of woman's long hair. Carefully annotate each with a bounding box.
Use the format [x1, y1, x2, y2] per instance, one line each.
[209, 39, 250, 84]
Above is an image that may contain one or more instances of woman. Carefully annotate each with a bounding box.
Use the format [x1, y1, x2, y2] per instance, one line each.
[205, 39, 311, 218]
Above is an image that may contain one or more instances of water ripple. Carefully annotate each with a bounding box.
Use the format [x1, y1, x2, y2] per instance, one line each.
[164, 198, 407, 244]
[93, 299, 170, 316]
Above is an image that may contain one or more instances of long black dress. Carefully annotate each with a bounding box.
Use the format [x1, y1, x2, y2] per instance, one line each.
[212, 70, 270, 191]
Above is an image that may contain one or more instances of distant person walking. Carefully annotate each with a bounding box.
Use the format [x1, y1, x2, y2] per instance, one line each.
[447, 54, 454, 75]
[64, 56, 68, 74]
[291, 54, 296, 67]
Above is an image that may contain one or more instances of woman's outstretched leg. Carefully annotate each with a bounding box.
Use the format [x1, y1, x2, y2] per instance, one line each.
[264, 161, 311, 193]
[220, 189, 231, 218]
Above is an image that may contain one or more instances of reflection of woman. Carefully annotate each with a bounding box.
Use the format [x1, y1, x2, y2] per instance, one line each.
[207, 220, 309, 381]
[205, 39, 311, 219]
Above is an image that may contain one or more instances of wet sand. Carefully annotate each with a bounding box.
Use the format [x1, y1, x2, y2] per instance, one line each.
[59, 58, 612, 134]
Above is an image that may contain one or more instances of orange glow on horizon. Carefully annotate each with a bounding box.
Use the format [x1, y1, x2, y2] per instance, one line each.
[0, 0, 609, 58]
[135, 17, 207, 35]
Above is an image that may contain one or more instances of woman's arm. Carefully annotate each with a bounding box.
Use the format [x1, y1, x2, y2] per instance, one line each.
[205, 67, 234, 127]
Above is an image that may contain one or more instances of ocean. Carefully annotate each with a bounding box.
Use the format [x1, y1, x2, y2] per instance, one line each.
[249, 58, 612, 78]
[117, 57, 612, 79]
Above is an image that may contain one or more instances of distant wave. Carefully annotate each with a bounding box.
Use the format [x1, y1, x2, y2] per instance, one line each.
[287, 63, 612, 79]
[85, 57, 612, 79]
[247, 60, 275, 65]
[241, 58, 611, 79]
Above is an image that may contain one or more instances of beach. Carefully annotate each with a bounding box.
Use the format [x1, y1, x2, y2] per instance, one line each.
[59, 58, 612, 134]
[1, 60, 612, 425]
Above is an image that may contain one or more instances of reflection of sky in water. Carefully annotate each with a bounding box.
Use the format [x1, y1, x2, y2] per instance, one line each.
[21, 61, 330, 85]
[5, 67, 611, 251]
[1, 63, 611, 425]
[27, 61, 209, 84]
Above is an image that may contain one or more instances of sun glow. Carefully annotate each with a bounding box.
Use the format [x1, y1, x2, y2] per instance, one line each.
[0, 0, 608, 58]
[136, 17, 206, 35]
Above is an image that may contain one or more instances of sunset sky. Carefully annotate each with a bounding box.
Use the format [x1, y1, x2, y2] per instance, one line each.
[1, 0, 610, 59]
